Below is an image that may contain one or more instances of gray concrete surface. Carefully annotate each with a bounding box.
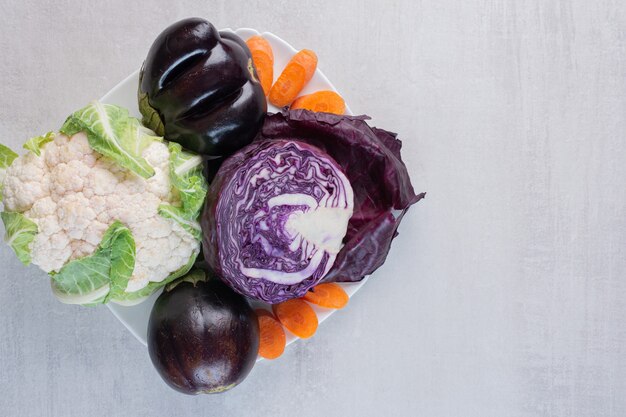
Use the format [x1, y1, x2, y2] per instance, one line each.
[0, 1, 625, 416]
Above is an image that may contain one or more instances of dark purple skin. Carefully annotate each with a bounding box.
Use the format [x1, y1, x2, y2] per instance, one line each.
[138, 17, 266, 157]
[147, 277, 259, 395]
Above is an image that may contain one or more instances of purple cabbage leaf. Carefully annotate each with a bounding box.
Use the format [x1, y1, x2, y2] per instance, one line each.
[202, 110, 424, 303]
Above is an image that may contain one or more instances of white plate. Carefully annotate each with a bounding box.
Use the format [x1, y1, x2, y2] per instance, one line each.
[101, 27, 366, 348]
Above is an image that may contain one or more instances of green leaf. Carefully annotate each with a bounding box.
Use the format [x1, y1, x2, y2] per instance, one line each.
[0, 143, 18, 169]
[109, 245, 200, 305]
[60, 101, 156, 179]
[0, 143, 18, 201]
[51, 221, 135, 305]
[81, 294, 109, 307]
[158, 205, 202, 240]
[51, 280, 111, 306]
[103, 222, 136, 303]
[165, 268, 206, 292]
[0, 211, 37, 265]
[126, 117, 162, 155]
[168, 142, 207, 216]
[23, 132, 55, 156]
[158, 142, 207, 236]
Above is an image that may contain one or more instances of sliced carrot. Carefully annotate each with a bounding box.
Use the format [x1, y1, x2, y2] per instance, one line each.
[255, 309, 286, 359]
[291, 90, 346, 115]
[269, 49, 318, 108]
[272, 299, 318, 339]
[302, 283, 349, 309]
[246, 35, 274, 96]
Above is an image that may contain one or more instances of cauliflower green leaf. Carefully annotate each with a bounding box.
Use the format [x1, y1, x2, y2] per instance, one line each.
[0, 143, 18, 201]
[60, 101, 156, 179]
[164, 268, 206, 292]
[0, 143, 18, 169]
[158, 205, 202, 240]
[158, 142, 207, 240]
[109, 246, 199, 305]
[103, 222, 136, 303]
[51, 221, 135, 305]
[0, 211, 38, 265]
[23, 132, 55, 156]
[167, 142, 207, 216]
[127, 117, 163, 154]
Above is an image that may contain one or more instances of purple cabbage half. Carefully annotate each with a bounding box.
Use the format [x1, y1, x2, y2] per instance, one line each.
[202, 110, 425, 303]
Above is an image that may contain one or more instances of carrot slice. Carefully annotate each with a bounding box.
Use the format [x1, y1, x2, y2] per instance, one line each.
[255, 309, 286, 359]
[272, 299, 318, 339]
[269, 49, 318, 108]
[246, 36, 274, 96]
[302, 283, 349, 309]
[291, 90, 346, 115]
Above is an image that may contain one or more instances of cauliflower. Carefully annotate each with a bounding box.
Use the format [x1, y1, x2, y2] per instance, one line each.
[0, 102, 207, 305]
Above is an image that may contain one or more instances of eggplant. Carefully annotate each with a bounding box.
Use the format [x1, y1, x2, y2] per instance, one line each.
[138, 17, 266, 157]
[147, 270, 259, 394]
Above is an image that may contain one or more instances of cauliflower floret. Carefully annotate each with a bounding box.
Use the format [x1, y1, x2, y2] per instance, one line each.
[143, 141, 170, 166]
[86, 166, 118, 196]
[121, 193, 160, 225]
[37, 217, 62, 237]
[53, 134, 69, 146]
[3, 151, 49, 212]
[126, 265, 151, 293]
[146, 169, 171, 200]
[50, 160, 90, 197]
[45, 133, 96, 168]
[124, 218, 196, 293]
[84, 220, 108, 246]
[57, 193, 97, 240]
[28, 197, 56, 217]
[143, 142, 172, 199]
[70, 240, 95, 260]
[2, 133, 199, 295]
[118, 172, 147, 195]
[88, 195, 107, 217]
[31, 231, 71, 272]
